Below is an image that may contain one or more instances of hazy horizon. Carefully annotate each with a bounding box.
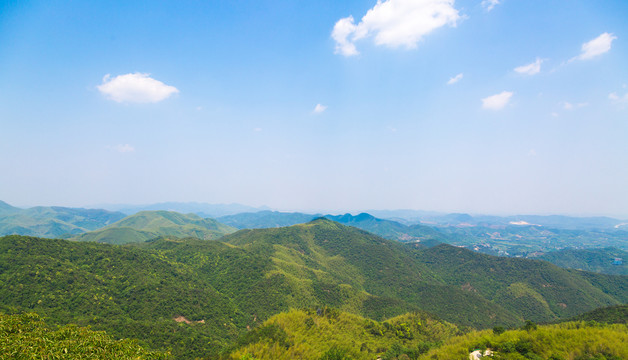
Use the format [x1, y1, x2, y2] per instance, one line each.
[2, 1, 627, 218]
[3, 198, 627, 220]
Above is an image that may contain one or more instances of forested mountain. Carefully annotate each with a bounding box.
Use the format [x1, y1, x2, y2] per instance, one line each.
[538, 247, 627, 275]
[413, 244, 625, 323]
[217, 210, 319, 229]
[1, 219, 626, 359]
[324, 212, 448, 244]
[220, 219, 625, 327]
[217, 210, 449, 244]
[567, 304, 628, 324]
[73, 210, 236, 244]
[0, 200, 125, 238]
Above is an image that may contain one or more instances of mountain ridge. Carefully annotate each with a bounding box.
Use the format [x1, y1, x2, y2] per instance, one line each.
[73, 210, 237, 244]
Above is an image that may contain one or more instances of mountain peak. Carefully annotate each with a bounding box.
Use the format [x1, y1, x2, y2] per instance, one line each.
[0, 200, 19, 212]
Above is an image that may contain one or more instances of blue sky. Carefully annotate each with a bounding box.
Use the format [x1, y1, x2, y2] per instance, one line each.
[1, 0, 627, 217]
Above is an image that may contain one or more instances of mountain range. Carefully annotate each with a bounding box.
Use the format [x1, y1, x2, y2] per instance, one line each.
[0, 200, 125, 238]
[2, 218, 626, 358]
[72, 210, 236, 244]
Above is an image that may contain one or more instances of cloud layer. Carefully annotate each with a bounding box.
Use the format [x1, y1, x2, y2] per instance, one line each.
[332, 0, 461, 56]
[313, 104, 327, 114]
[514, 58, 543, 75]
[107, 144, 135, 153]
[574, 32, 617, 61]
[482, 0, 500, 11]
[447, 73, 463, 85]
[482, 91, 513, 110]
[98, 73, 179, 103]
[609, 92, 628, 104]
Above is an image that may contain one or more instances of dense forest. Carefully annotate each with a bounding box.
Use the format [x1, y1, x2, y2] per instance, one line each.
[1, 217, 626, 359]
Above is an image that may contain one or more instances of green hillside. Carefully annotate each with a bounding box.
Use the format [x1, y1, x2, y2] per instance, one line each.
[567, 304, 628, 324]
[0, 201, 126, 238]
[221, 219, 625, 328]
[0, 312, 169, 359]
[539, 247, 627, 275]
[227, 308, 461, 360]
[73, 210, 236, 244]
[0, 235, 246, 358]
[217, 210, 319, 229]
[414, 244, 625, 322]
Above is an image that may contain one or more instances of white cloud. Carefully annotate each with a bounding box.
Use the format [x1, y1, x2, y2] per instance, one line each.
[563, 101, 588, 110]
[253, 127, 263, 132]
[98, 73, 179, 103]
[108, 144, 135, 153]
[447, 73, 463, 85]
[482, 0, 500, 11]
[332, 16, 359, 56]
[482, 91, 513, 110]
[313, 103, 327, 114]
[573, 32, 617, 61]
[514, 58, 543, 75]
[609, 92, 628, 103]
[332, 0, 461, 56]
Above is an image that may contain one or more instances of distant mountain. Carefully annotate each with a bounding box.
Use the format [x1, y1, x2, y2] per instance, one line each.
[0, 201, 126, 238]
[217, 210, 319, 229]
[0, 200, 20, 213]
[538, 247, 627, 275]
[73, 210, 236, 244]
[98, 202, 268, 217]
[324, 212, 448, 245]
[436, 224, 628, 256]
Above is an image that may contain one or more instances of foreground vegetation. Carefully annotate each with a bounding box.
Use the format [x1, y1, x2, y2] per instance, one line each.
[0, 312, 169, 359]
[225, 309, 628, 360]
[421, 321, 628, 360]
[228, 308, 461, 360]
